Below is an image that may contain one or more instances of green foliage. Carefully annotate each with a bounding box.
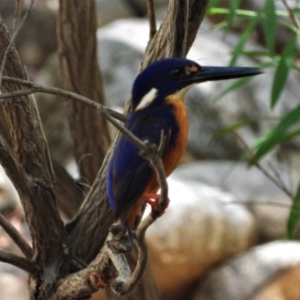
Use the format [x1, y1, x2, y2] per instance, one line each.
[207, 0, 300, 239]
[287, 185, 300, 239]
[253, 105, 300, 160]
[271, 34, 297, 107]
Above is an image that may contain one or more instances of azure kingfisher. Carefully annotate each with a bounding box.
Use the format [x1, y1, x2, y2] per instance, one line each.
[107, 58, 261, 232]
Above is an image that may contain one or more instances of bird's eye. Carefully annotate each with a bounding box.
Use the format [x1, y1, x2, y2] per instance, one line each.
[170, 68, 183, 79]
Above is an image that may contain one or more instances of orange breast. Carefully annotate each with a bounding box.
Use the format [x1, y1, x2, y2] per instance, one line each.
[146, 98, 188, 192]
[128, 98, 188, 228]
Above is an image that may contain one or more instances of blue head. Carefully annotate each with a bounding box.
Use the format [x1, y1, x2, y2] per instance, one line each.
[131, 58, 261, 111]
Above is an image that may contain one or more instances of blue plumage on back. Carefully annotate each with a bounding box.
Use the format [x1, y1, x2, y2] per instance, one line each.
[107, 105, 179, 223]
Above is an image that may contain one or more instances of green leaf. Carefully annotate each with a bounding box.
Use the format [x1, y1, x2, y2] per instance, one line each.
[271, 34, 297, 108]
[214, 59, 278, 102]
[230, 13, 261, 66]
[254, 104, 300, 160]
[241, 50, 272, 57]
[214, 76, 252, 102]
[207, 0, 222, 12]
[208, 8, 287, 18]
[278, 19, 300, 34]
[225, 0, 241, 34]
[287, 208, 298, 239]
[287, 184, 300, 239]
[293, 7, 300, 20]
[211, 117, 278, 139]
[278, 127, 300, 144]
[264, 0, 277, 56]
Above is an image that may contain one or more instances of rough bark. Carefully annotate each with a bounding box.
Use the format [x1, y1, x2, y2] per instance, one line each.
[0, 16, 65, 264]
[58, 0, 111, 189]
[0, 16, 67, 299]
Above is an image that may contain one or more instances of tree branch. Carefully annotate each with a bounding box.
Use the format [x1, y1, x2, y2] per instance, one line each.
[147, 0, 157, 39]
[141, 0, 210, 69]
[0, 0, 34, 87]
[0, 17, 65, 267]
[233, 131, 294, 200]
[0, 212, 32, 259]
[58, 0, 111, 188]
[0, 77, 127, 123]
[0, 79, 169, 295]
[0, 249, 37, 277]
[52, 160, 84, 219]
[281, 0, 300, 30]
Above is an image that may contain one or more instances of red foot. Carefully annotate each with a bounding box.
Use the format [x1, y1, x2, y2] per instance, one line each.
[142, 193, 170, 218]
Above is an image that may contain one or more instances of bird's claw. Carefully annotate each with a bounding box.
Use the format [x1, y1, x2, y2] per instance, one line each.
[143, 193, 170, 218]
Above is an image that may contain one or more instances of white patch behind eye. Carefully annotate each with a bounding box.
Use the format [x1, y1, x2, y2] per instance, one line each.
[135, 88, 158, 111]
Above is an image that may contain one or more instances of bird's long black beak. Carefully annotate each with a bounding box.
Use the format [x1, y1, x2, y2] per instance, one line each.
[189, 66, 262, 83]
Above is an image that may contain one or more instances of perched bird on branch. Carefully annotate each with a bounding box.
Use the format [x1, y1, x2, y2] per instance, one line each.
[107, 58, 261, 234]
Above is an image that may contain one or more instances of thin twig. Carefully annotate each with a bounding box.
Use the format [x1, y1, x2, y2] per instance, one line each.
[233, 131, 294, 200]
[1, 76, 127, 122]
[181, 0, 190, 57]
[0, 249, 37, 277]
[268, 161, 290, 194]
[0, 0, 34, 88]
[0, 213, 32, 259]
[13, 0, 23, 34]
[281, 0, 300, 30]
[0, 78, 161, 159]
[147, 0, 157, 39]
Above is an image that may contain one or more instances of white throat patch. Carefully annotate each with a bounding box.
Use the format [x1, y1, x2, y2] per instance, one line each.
[135, 88, 158, 111]
[168, 84, 196, 101]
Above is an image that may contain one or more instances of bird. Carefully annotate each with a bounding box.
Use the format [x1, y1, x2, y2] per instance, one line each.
[107, 57, 261, 234]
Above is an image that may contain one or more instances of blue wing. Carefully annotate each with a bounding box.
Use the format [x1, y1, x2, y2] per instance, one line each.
[107, 106, 178, 222]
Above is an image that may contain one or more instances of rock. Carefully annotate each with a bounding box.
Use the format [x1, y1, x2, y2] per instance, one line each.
[251, 264, 300, 300]
[173, 160, 292, 241]
[146, 175, 257, 300]
[0, 272, 28, 300]
[191, 241, 300, 300]
[126, 0, 169, 16]
[95, 0, 135, 27]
